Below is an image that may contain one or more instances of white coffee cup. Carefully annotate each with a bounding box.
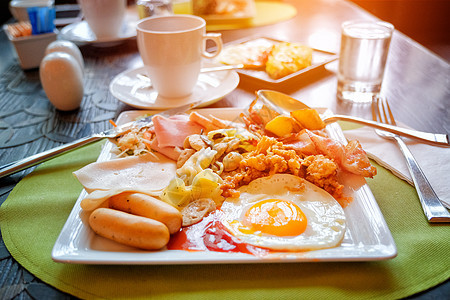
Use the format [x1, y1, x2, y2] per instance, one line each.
[77, 0, 126, 38]
[136, 15, 223, 98]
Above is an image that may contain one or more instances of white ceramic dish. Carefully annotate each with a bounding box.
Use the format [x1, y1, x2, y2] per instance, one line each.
[109, 66, 240, 109]
[52, 108, 397, 264]
[217, 37, 338, 84]
[9, 0, 54, 22]
[59, 20, 136, 46]
[3, 24, 57, 69]
[58, 7, 138, 46]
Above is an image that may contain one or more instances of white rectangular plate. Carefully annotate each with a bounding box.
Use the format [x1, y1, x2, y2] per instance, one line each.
[52, 108, 397, 264]
[217, 37, 338, 84]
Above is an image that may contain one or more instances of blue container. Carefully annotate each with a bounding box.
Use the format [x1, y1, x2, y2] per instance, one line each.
[27, 6, 55, 35]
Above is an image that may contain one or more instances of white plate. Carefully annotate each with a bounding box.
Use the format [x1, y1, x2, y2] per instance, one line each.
[217, 37, 338, 84]
[52, 108, 397, 264]
[109, 66, 240, 109]
[58, 9, 138, 46]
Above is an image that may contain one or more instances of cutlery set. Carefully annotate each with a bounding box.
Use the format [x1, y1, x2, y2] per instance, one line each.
[371, 96, 450, 222]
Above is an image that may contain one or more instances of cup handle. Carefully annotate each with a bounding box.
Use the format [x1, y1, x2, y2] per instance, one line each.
[202, 33, 222, 59]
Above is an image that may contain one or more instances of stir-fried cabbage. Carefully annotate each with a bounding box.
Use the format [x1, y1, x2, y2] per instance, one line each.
[176, 147, 217, 184]
[112, 128, 153, 157]
[207, 128, 258, 153]
[160, 169, 223, 208]
[161, 127, 258, 209]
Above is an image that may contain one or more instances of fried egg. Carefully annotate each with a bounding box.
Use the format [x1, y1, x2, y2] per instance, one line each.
[217, 39, 273, 68]
[220, 174, 346, 251]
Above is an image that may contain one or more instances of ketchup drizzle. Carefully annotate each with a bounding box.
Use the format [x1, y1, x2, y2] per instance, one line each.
[167, 210, 270, 256]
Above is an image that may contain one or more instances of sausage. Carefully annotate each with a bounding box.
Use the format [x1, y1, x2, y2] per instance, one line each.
[89, 208, 170, 250]
[108, 192, 182, 234]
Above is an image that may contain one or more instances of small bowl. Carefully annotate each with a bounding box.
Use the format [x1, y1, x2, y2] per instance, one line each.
[4, 24, 57, 69]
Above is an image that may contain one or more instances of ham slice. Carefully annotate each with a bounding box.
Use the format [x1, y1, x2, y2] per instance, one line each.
[153, 114, 204, 148]
[74, 153, 175, 193]
[149, 138, 181, 161]
[73, 153, 177, 209]
[306, 130, 376, 177]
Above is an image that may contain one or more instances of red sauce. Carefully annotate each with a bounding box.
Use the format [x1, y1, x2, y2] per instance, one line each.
[167, 210, 270, 256]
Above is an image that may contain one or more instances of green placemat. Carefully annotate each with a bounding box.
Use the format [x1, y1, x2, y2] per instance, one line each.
[1, 133, 449, 299]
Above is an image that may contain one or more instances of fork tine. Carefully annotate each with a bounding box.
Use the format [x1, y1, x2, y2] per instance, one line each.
[377, 96, 386, 124]
[375, 97, 450, 222]
[371, 96, 379, 122]
[379, 97, 390, 125]
[383, 98, 397, 126]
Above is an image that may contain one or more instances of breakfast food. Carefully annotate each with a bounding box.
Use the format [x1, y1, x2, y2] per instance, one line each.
[217, 40, 272, 68]
[265, 42, 313, 79]
[217, 39, 314, 79]
[109, 192, 182, 234]
[193, 0, 255, 18]
[291, 108, 326, 130]
[220, 174, 346, 251]
[89, 208, 170, 250]
[74, 97, 376, 253]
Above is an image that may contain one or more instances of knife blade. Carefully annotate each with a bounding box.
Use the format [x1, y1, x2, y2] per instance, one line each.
[0, 100, 204, 178]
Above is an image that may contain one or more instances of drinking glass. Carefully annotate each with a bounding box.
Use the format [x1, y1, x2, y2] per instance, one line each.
[136, 0, 173, 19]
[337, 20, 394, 104]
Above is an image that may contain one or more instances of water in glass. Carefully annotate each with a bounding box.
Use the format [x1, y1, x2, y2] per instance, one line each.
[337, 21, 393, 104]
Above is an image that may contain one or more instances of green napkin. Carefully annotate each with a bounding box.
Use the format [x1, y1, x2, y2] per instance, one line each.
[1, 135, 449, 299]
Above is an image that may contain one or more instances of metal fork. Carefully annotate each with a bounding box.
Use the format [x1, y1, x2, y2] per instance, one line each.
[372, 96, 450, 222]
[0, 100, 204, 179]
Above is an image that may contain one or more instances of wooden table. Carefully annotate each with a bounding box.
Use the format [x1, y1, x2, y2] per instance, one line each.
[0, 0, 448, 298]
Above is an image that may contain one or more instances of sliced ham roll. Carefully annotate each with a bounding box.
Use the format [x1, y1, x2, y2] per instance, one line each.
[149, 138, 181, 161]
[73, 153, 177, 210]
[152, 114, 204, 148]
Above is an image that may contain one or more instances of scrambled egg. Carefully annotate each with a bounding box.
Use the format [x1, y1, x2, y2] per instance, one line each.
[221, 136, 344, 201]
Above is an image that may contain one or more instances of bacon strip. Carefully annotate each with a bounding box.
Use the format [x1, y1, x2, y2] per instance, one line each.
[281, 130, 317, 156]
[306, 130, 376, 177]
[342, 140, 377, 178]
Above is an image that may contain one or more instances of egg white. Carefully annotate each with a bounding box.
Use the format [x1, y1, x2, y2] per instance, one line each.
[220, 174, 346, 251]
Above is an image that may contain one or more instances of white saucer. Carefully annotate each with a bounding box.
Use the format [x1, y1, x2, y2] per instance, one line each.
[109, 65, 240, 109]
[59, 9, 138, 46]
[59, 21, 136, 46]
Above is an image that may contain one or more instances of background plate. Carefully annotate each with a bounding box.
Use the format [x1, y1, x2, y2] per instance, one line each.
[217, 36, 338, 84]
[58, 7, 138, 46]
[109, 66, 240, 110]
[52, 108, 396, 264]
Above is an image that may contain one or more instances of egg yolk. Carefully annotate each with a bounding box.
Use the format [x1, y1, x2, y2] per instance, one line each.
[242, 199, 307, 237]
